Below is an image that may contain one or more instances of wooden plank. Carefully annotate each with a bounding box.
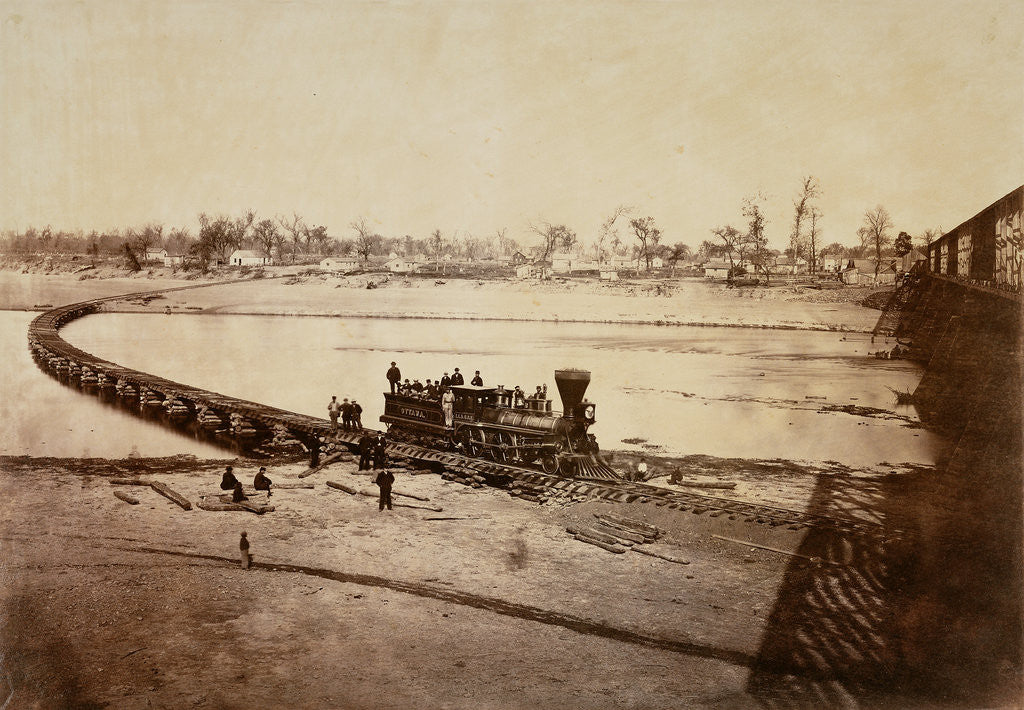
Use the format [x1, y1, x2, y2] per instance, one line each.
[672, 480, 737, 490]
[197, 501, 275, 514]
[394, 502, 444, 512]
[298, 451, 347, 478]
[272, 482, 315, 489]
[593, 516, 657, 542]
[109, 477, 152, 486]
[592, 523, 646, 545]
[113, 490, 139, 505]
[149, 481, 192, 510]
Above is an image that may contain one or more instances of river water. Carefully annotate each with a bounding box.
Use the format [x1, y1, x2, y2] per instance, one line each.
[0, 308, 939, 466]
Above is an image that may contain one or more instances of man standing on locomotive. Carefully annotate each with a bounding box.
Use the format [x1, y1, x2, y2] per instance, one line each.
[440, 372, 451, 388]
[450, 368, 464, 385]
[386, 362, 402, 393]
[471, 370, 483, 386]
[441, 387, 455, 427]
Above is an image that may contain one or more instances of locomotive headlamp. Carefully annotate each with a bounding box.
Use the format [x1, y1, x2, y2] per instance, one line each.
[584, 404, 595, 420]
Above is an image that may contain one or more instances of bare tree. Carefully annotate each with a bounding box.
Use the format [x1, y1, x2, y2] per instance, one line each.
[278, 213, 305, 263]
[350, 218, 379, 263]
[743, 195, 770, 284]
[630, 216, 662, 271]
[305, 224, 329, 255]
[596, 205, 632, 264]
[252, 219, 280, 259]
[528, 221, 576, 262]
[919, 227, 943, 249]
[807, 207, 822, 273]
[857, 206, 894, 277]
[711, 225, 743, 272]
[789, 176, 820, 266]
[666, 242, 692, 275]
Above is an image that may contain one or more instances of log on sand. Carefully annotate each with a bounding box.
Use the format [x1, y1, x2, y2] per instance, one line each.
[272, 482, 315, 489]
[109, 477, 153, 486]
[572, 533, 627, 554]
[326, 480, 358, 495]
[566, 525, 634, 547]
[197, 501, 275, 514]
[673, 480, 736, 490]
[394, 502, 443, 513]
[298, 451, 347, 478]
[712, 534, 841, 566]
[592, 523, 647, 545]
[149, 482, 192, 510]
[593, 513, 660, 540]
[631, 547, 690, 565]
[113, 490, 140, 505]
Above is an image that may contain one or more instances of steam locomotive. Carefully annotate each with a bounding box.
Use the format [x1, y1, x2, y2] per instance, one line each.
[380, 368, 619, 480]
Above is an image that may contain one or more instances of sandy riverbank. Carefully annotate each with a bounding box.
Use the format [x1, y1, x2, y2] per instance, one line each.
[1, 452, 967, 709]
[0, 266, 890, 332]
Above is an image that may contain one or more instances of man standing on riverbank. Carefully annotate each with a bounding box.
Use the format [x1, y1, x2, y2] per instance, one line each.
[327, 396, 341, 433]
[387, 362, 401, 393]
[358, 432, 374, 470]
[373, 468, 395, 511]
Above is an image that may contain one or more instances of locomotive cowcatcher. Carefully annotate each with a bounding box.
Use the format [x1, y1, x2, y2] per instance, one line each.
[380, 368, 619, 480]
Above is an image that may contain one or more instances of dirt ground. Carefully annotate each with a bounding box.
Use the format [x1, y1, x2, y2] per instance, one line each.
[0, 451, 955, 710]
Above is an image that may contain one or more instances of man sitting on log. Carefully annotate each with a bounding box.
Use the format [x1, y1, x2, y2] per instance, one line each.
[253, 466, 272, 497]
[220, 466, 239, 491]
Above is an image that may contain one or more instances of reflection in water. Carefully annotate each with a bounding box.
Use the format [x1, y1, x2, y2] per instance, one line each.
[0, 311, 227, 458]
[59, 312, 945, 466]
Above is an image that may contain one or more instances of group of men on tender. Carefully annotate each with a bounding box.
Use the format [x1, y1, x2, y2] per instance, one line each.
[386, 361, 484, 399]
[326, 395, 363, 432]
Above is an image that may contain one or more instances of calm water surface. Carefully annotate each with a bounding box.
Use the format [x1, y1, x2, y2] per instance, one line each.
[37, 311, 945, 466]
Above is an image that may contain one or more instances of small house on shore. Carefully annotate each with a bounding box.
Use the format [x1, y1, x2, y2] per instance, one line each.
[145, 248, 167, 263]
[229, 249, 272, 266]
[702, 260, 732, 279]
[320, 256, 361, 271]
[162, 253, 185, 267]
[385, 256, 422, 273]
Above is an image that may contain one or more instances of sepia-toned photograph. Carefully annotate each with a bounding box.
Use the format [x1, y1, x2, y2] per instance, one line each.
[1, 1, 1020, 708]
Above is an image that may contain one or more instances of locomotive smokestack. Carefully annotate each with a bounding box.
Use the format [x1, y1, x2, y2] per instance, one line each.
[554, 369, 590, 414]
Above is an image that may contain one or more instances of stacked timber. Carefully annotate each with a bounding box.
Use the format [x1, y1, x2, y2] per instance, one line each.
[442, 467, 490, 488]
[507, 480, 547, 502]
[97, 372, 113, 387]
[115, 379, 138, 398]
[269, 424, 303, 450]
[593, 513, 662, 542]
[197, 406, 224, 431]
[163, 397, 190, 420]
[140, 388, 163, 408]
[67, 362, 81, 377]
[80, 367, 98, 385]
[229, 413, 259, 438]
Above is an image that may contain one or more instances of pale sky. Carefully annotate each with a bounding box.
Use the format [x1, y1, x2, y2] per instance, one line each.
[2, 0, 1021, 251]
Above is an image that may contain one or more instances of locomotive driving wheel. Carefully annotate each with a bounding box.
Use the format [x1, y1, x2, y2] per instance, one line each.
[464, 429, 485, 458]
[541, 454, 560, 474]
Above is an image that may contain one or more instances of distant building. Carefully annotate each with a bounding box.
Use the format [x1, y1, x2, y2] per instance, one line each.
[145, 248, 167, 263]
[320, 256, 360, 271]
[632, 255, 664, 270]
[816, 255, 845, 273]
[771, 256, 808, 274]
[600, 269, 619, 281]
[702, 261, 732, 279]
[162, 253, 185, 267]
[841, 259, 897, 285]
[229, 249, 272, 266]
[385, 256, 421, 273]
[510, 251, 529, 266]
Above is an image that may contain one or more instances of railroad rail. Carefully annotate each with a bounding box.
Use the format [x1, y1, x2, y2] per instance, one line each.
[27, 284, 888, 539]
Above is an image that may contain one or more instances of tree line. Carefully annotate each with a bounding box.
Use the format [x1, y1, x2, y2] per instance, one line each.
[2, 194, 944, 274]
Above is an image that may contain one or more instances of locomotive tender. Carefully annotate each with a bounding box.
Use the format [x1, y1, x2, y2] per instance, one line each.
[380, 368, 619, 480]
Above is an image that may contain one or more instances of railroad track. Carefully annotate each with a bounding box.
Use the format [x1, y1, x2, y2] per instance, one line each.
[27, 284, 889, 540]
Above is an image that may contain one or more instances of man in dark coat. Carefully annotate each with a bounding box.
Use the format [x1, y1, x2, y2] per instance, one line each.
[386, 362, 401, 393]
[253, 466, 272, 496]
[341, 398, 353, 431]
[471, 370, 483, 386]
[231, 481, 247, 503]
[439, 372, 451, 388]
[373, 434, 388, 469]
[450, 368, 464, 386]
[358, 433, 374, 470]
[220, 466, 239, 491]
[351, 400, 363, 429]
[373, 468, 395, 511]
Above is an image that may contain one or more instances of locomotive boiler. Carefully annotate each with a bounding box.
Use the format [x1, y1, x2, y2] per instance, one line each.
[380, 368, 618, 480]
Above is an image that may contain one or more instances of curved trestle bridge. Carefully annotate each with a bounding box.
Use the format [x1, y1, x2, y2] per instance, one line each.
[28, 284, 886, 539]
